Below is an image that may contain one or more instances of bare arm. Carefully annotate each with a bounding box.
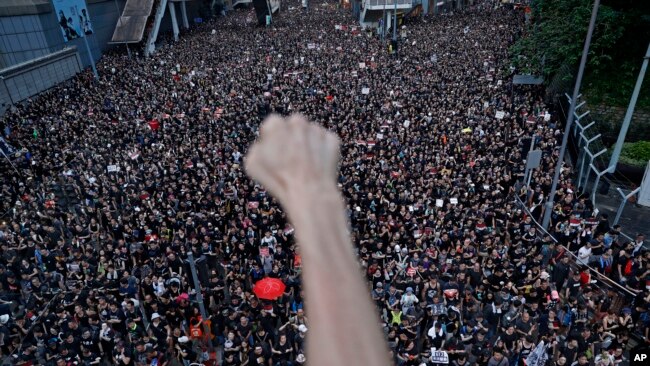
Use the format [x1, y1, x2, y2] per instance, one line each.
[245, 115, 390, 366]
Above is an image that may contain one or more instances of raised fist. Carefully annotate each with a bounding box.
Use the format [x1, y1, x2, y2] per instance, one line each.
[245, 114, 341, 209]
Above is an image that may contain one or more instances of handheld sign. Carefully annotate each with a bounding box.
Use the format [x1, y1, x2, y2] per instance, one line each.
[430, 350, 449, 364]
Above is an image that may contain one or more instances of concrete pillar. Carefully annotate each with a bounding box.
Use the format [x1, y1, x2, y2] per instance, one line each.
[181, 1, 190, 29]
[387, 11, 392, 33]
[168, 1, 180, 41]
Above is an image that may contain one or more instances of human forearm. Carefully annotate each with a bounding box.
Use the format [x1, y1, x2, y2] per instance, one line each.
[287, 186, 390, 366]
[244, 115, 391, 366]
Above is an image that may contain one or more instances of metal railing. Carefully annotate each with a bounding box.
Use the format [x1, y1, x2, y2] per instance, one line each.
[512, 188, 637, 298]
[558, 94, 647, 246]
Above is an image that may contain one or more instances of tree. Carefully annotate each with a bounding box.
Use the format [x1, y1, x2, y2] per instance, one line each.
[510, 0, 650, 107]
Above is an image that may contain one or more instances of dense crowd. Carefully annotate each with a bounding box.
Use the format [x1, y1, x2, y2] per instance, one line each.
[0, 1, 648, 366]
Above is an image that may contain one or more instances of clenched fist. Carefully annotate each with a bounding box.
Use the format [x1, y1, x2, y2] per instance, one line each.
[245, 114, 341, 209]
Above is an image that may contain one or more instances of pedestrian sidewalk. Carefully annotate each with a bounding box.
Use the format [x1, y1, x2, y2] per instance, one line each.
[593, 185, 649, 242]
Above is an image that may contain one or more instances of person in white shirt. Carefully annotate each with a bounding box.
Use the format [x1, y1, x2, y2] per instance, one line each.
[632, 233, 645, 256]
[577, 242, 592, 266]
[261, 231, 277, 251]
[401, 287, 419, 315]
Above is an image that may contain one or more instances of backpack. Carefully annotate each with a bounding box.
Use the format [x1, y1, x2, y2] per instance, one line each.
[559, 305, 573, 327]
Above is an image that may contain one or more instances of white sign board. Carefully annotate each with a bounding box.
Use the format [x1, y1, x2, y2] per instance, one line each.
[107, 165, 119, 173]
[430, 350, 449, 364]
[495, 111, 505, 120]
[362, 87, 370, 95]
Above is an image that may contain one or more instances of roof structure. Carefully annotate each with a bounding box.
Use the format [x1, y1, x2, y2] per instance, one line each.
[110, 0, 155, 44]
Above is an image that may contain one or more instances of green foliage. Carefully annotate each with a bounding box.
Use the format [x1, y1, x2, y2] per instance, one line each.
[612, 141, 650, 168]
[583, 63, 650, 110]
[510, 0, 650, 107]
[510, 0, 626, 79]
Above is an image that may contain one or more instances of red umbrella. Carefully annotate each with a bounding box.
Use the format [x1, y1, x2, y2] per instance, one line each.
[253, 277, 286, 300]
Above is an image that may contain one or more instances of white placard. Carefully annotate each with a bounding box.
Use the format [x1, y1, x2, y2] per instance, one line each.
[430, 350, 449, 364]
[436, 199, 444, 208]
[450, 198, 458, 205]
[495, 111, 505, 120]
[483, 101, 489, 109]
[267, 74, 273, 80]
[362, 87, 370, 95]
[107, 165, 118, 173]
[377, 133, 384, 140]
[307, 43, 316, 49]
[359, 62, 366, 69]
[544, 112, 551, 122]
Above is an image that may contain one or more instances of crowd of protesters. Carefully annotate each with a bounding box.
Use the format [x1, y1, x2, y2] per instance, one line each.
[0, 1, 648, 365]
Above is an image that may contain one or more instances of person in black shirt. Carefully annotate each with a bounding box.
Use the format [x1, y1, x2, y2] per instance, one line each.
[272, 333, 294, 364]
[131, 341, 148, 365]
[149, 312, 170, 348]
[564, 272, 582, 300]
[237, 316, 253, 346]
[249, 345, 272, 366]
[80, 346, 101, 365]
[485, 267, 506, 293]
[176, 336, 197, 364]
[222, 352, 239, 366]
[112, 341, 133, 366]
[60, 346, 79, 365]
[105, 302, 126, 336]
[254, 324, 272, 351]
[552, 256, 571, 291]
[79, 328, 100, 355]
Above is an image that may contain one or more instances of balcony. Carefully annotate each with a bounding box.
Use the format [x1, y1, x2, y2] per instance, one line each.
[364, 0, 412, 11]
